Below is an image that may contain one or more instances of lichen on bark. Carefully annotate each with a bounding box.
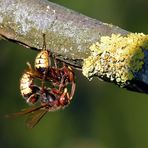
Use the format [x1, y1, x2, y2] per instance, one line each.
[82, 33, 148, 87]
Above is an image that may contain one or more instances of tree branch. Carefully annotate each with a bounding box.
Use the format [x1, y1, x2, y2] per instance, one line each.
[0, 0, 148, 94]
[0, 0, 128, 67]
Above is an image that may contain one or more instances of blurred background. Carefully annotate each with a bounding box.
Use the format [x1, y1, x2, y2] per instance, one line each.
[0, 0, 148, 148]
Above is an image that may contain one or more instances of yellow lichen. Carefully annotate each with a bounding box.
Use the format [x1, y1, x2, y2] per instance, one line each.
[82, 33, 148, 86]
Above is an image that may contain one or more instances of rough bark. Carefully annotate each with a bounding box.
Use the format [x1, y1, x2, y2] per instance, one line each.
[1, 0, 148, 94]
[0, 0, 128, 68]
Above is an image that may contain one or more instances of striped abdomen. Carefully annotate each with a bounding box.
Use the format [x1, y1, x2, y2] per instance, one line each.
[35, 50, 50, 73]
[20, 72, 33, 98]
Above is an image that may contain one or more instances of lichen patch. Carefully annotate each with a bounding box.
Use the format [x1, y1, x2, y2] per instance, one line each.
[82, 33, 148, 86]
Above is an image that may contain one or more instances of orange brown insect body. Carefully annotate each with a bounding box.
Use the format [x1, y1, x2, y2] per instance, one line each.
[6, 34, 76, 128]
[30, 33, 76, 106]
[27, 61, 76, 105]
[47, 64, 76, 102]
[6, 87, 71, 128]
